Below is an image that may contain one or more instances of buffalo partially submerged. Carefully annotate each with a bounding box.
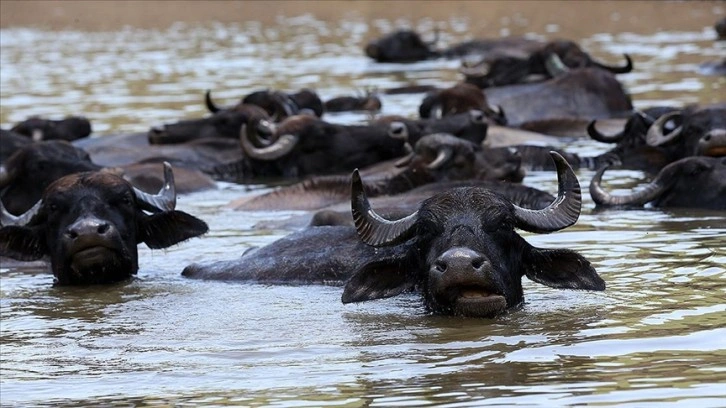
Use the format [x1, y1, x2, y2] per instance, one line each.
[418, 82, 507, 125]
[482, 67, 634, 128]
[1, 140, 103, 215]
[233, 133, 524, 212]
[0, 163, 209, 285]
[461, 40, 632, 88]
[590, 156, 726, 210]
[184, 152, 604, 318]
[364, 29, 543, 63]
[11, 116, 92, 142]
[212, 114, 407, 182]
[387, 109, 490, 147]
[324, 91, 383, 113]
[206, 89, 324, 119]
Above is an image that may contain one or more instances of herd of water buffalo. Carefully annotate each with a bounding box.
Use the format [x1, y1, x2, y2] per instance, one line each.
[0, 18, 723, 318]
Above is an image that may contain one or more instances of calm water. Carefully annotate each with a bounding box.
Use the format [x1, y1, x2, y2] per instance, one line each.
[1, 4, 725, 407]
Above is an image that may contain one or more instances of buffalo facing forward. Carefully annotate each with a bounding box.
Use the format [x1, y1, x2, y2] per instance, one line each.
[0, 163, 208, 285]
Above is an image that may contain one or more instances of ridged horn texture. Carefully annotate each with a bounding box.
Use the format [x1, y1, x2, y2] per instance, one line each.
[646, 111, 683, 146]
[132, 162, 177, 213]
[0, 198, 41, 226]
[239, 124, 299, 161]
[545, 53, 570, 77]
[205, 90, 222, 113]
[512, 152, 582, 233]
[593, 54, 633, 74]
[350, 169, 418, 247]
[590, 161, 671, 207]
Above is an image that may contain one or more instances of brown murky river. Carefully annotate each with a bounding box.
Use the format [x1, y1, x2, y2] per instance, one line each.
[1, 1, 725, 406]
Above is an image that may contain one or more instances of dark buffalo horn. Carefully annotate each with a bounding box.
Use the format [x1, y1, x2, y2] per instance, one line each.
[427, 147, 453, 170]
[512, 152, 582, 233]
[593, 54, 633, 74]
[545, 53, 570, 77]
[270, 93, 295, 121]
[351, 169, 418, 247]
[646, 111, 683, 146]
[0, 198, 41, 226]
[205, 90, 221, 113]
[587, 119, 625, 143]
[590, 159, 672, 207]
[240, 124, 299, 161]
[133, 162, 177, 213]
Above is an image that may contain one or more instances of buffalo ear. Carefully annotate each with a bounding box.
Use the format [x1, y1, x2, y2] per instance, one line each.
[342, 258, 414, 303]
[138, 211, 209, 249]
[0, 226, 47, 261]
[523, 247, 605, 291]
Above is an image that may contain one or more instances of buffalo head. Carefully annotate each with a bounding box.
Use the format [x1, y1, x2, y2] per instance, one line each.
[343, 152, 605, 317]
[11, 116, 92, 142]
[365, 29, 440, 63]
[0, 163, 208, 285]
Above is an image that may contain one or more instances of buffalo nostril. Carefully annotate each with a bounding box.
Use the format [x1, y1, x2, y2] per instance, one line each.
[97, 223, 110, 234]
[471, 258, 485, 270]
[703, 134, 711, 141]
[434, 260, 447, 273]
[66, 230, 78, 239]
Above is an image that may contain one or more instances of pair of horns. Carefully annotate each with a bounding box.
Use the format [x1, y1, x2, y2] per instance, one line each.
[1, 162, 177, 226]
[352, 151, 582, 247]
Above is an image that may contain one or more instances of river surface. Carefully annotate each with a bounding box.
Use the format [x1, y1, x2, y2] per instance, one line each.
[1, 2, 725, 406]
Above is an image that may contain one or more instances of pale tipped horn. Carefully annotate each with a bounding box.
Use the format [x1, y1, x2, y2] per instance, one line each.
[239, 124, 299, 161]
[132, 161, 177, 212]
[0, 198, 41, 226]
[512, 152, 582, 233]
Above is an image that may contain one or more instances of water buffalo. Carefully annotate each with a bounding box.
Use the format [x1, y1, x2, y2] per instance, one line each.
[1, 140, 217, 217]
[1, 140, 103, 215]
[324, 91, 382, 113]
[207, 89, 324, 119]
[0, 163, 209, 285]
[478, 67, 633, 128]
[364, 29, 543, 63]
[148, 94, 269, 145]
[418, 82, 507, 125]
[10, 116, 92, 142]
[387, 109, 489, 147]
[461, 40, 632, 88]
[212, 114, 407, 182]
[232, 133, 523, 211]
[184, 152, 603, 317]
[644, 106, 726, 159]
[590, 156, 726, 210]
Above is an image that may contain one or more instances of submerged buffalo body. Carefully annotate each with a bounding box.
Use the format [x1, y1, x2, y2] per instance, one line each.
[364, 29, 542, 63]
[0, 164, 208, 285]
[590, 156, 726, 210]
[184, 153, 604, 317]
[11, 116, 92, 142]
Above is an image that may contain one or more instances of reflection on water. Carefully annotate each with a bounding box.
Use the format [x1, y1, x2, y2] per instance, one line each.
[1, 3, 725, 406]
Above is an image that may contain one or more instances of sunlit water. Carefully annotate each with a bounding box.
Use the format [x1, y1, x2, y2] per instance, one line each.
[1, 5, 725, 407]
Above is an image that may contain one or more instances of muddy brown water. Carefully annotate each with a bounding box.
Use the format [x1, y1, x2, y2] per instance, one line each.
[1, 1, 725, 406]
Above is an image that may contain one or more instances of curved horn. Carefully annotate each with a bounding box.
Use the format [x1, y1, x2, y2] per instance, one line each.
[512, 152, 582, 233]
[587, 119, 625, 143]
[426, 147, 453, 170]
[0, 198, 41, 226]
[240, 124, 299, 161]
[426, 27, 440, 48]
[133, 162, 177, 212]
[351, 169, 418, 246]
[590, 160, 672, 207]
[388, 121, 410, 141]
[646, 111, 683, 146]
[270, 93, 296, 121]
[545, 53, 570, 77]
[205, 90, 221, 113]
[593, 54, 633, 74]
